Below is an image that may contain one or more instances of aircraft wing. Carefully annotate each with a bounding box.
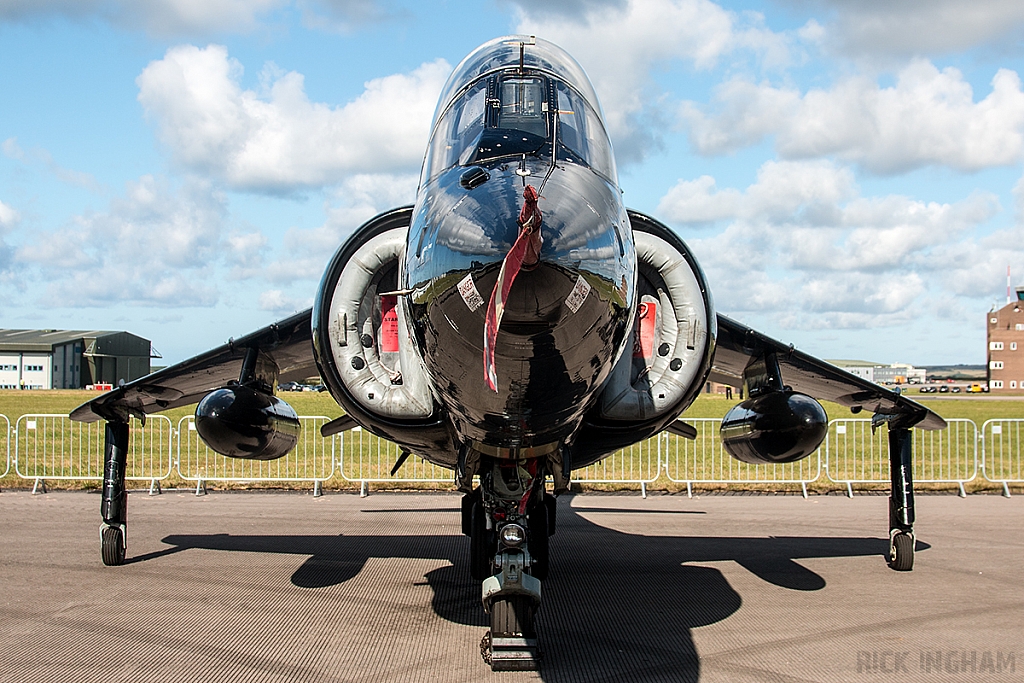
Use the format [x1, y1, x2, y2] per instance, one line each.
[70, 309, 316, 423]
[708, 314, 946, 430]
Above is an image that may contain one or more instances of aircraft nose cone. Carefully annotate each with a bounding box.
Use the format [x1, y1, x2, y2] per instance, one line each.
[403, 161, 635, 444]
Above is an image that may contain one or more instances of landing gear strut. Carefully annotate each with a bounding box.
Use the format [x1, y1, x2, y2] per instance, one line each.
[874, 412, 920, 571]
[463, 456, 556, 670]
[100, 420, 129, 566]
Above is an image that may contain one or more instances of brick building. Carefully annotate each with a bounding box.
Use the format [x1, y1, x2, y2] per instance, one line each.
[987, 289, 1024, 391]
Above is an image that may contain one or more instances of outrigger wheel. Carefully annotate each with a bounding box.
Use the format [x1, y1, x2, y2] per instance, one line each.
[889, 530, 914, 571]
[101, 524, 126, 566]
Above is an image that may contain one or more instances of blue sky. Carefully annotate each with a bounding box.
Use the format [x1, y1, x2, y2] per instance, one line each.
[2, 0, 1023, 367]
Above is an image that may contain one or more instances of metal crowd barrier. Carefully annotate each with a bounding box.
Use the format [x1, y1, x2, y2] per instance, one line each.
[1, 414, 10, 480]
[337, 426, 451, 496]
[663, 419, 821, 498]
[2, 413, 1019, 498]
[574, 437, 662, 497]
[980, 419, 1024, 497]
[177, 415, 336, 496]
[13, 414, 173, 494]
[825, 419, 978, 497]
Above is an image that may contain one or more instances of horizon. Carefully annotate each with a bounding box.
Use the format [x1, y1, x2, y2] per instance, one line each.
[3, 1, 1024, 367]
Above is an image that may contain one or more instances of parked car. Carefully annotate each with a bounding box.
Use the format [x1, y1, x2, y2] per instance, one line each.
[939, 386, 950, 393]
[278, 381, 301, 391]
[951, 386, 962, 393]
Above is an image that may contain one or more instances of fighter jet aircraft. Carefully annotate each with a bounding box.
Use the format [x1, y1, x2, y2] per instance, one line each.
[72, 36, 945, 670]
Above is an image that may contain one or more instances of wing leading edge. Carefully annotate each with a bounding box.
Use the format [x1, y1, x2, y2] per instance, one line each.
[709, 314, 946, 431]
[70, 310, 316, 423]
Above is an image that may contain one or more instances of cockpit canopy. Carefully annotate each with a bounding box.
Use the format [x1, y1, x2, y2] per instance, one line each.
[422, 36, 617, 184]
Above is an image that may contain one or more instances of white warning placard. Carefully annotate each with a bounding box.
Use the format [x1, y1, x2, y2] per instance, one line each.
[458, 273, 485, 312]
[565, 275, 591, 313]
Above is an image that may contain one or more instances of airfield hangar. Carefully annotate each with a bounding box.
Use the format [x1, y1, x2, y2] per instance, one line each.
[987, 288, 1024, 392]
[0, 329, 153, 390]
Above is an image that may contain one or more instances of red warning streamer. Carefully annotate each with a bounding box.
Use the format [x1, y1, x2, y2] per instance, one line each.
[483, 186, 543, 392]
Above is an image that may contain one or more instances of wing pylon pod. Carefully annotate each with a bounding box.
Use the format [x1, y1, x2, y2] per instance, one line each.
[721, 350, 828, 465]
[194, 346, 300, 461]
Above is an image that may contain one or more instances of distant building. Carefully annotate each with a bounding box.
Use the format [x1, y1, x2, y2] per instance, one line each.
[829, 359, 879, 382]
[830, 360, 926, 385]
[987, 289, 1024, 391]
[0, 329, 153, 390]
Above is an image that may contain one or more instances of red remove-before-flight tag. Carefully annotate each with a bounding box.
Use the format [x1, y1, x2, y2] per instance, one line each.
[633, 301, 657, 359]
[380, 295, 399, 353]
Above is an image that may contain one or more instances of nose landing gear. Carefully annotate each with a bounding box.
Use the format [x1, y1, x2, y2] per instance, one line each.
[464, 457, 556, 670]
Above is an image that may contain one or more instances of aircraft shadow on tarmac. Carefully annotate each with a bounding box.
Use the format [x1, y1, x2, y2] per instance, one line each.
[158, 498, 928, 682]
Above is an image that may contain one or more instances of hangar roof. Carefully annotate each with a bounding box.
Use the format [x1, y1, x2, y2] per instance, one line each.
[0, 329, 152, 356]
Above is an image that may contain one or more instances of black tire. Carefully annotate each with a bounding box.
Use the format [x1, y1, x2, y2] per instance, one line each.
[528, 504, 549, 581]
[470, 501, 492, 580]
[889, 532, 914, 571]
[101, 526, 126, 566]
[544, 494, 556, 537]
[461, 490, 479, 536]
[490, 596, 536, 637]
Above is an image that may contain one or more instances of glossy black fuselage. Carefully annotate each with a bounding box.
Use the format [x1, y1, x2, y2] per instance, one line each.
[404, 155, 635, 452]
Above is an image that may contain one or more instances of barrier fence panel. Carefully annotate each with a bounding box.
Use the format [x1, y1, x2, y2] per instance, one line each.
[177, 416, 336, 494]
[338, 427, 452, 491]
[826, 419, 978, 496]
[913, 419, 978, 495]
[1, 414, 10, 479]
[573, 437, 661, 496]
[825, 420, 885, 496]
[14, 414, 173, 491]
[981, 419, 1024, 497]
[663, 418, 821, 497]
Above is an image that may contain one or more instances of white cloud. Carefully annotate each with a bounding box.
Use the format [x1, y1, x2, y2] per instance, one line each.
[682, 60, 1024, 173]
[3, 137, 101, 191]
[0, 199, 19, 279]
[0, 200, 20, 228]
[514, 0, 796, 162]
[230, 172, 417, 285]
[258, 289, 311, 314]
[136, 44, 450, 192]
[0, 0, 402, 36]
[663, 159, 1009, 327]
[16, 175, 241, 306]
[658, 160, 856, 224]
[796, 0, 1024, 60]
[0, 0, 286, 36]
[225, 230, 268, 268]
[297, 0, 400, 33]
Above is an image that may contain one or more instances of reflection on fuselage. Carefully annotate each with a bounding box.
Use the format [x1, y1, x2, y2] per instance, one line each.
[402, 39, 636, 450]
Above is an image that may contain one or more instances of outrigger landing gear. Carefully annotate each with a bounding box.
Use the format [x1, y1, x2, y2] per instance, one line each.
[873, 412, 920, 571]
[464, 456, 556, 671]
[100, 420, 130, 566]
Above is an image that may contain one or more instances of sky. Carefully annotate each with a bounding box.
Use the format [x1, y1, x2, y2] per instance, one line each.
[2, 0, 1024, 367]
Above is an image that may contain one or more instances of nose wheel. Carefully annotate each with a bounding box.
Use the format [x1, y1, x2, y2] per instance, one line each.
[484, 596, 540, 670]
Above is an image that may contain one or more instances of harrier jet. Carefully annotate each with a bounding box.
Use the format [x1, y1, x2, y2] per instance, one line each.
[72, 36, 945, 670]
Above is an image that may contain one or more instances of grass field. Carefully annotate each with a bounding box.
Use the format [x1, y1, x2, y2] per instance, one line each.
[1, 389, 1021, 494]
